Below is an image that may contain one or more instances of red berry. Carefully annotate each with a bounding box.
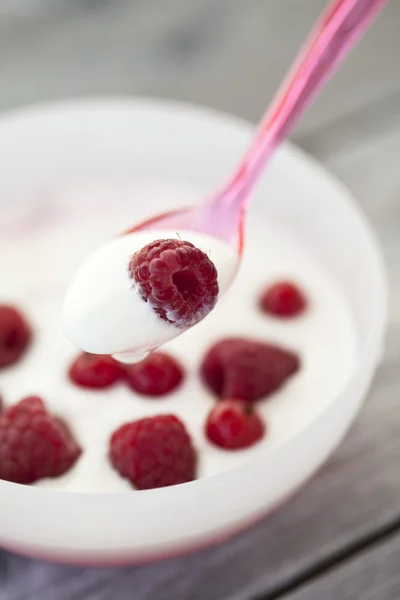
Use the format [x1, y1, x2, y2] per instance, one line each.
[201, 337, 300, 402]
[68, 353, 124, 389]
[5, 395, 45, 420]
[109, 414, 196, 490]
[129, 238, 219, 328]
[260, 281, 307, 318]
[0, 305, 31, 368]
[205, 400, 265, 449]
[124, 351, 184, 397]
[0, 396, 81, 484]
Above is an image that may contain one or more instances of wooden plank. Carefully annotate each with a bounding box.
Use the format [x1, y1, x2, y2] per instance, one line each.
[276, 533, 400, 600]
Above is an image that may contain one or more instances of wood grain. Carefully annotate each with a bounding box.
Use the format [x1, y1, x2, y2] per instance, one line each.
[279, 533, 400, 600]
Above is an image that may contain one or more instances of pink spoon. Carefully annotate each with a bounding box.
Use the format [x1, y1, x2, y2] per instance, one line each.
[63, 0, 388, 361]
[127, 0, 387, 263]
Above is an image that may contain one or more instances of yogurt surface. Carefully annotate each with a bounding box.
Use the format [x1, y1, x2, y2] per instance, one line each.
[0, 180, 358, 493]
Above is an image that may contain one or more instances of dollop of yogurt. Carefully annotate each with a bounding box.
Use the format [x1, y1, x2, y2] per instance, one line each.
[63, 229, 238, 360]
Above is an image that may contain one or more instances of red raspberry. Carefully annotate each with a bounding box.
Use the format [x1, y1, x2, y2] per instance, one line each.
[129, 238, 219, 328]
[124, 351, 184, 397]
[0, 396, 81, 484]
[205, 399, 265, 449]
[201, 337, 300, 402]
[260, 281, 307, 318]
[5, 395, 45, 419]
[0, 305, 31, 368]
[68, 353, 124, 389]
[109, 414, 196, 490]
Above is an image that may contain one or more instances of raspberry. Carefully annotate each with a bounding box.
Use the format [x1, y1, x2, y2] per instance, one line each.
[129, 238, 219, 328]
[201, 337, 300, 402]
[260, 281, 307, 318]
[0, 305, 31, 368]
[0, 396, 81, 484]
[5, 395, 45, 419]
[205, 400, 265, 449]
[124, 351, 184, 397]
[68, 353, 124, 389]
[109, 414, 196, 490]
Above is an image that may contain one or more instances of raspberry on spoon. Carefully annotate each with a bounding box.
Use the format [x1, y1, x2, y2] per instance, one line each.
[205, 399, 265, 450]
[259, 281, 307, 318]
[201, 337, 300, 402]
[68, 353, 124, 389]
[109, 414, 196, 490]
[129, 238, 219, 328]
[0, 305, 32, 368]
[0, 396, 81, 484]
[124, 351, 184, 397]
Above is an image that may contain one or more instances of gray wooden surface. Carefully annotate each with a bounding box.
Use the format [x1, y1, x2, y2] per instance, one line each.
[1, 1, 400, 599]
[282, 534, 400, 600]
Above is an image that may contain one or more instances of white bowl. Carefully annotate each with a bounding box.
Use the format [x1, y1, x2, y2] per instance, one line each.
[0, 98, 387, 564]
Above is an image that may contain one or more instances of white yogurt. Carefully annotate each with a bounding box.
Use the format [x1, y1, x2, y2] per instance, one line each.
[0, 180, 358, 493]
[63, 230, 237, 359]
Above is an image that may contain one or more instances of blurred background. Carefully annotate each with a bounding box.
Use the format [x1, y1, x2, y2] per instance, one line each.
[0, 0, 398, 139]
[2, 2, 400, 600]
[1, 0, 398, 217]
[1, 0, 399, 232]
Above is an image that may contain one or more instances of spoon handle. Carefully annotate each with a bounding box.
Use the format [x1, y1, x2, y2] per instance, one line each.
[223, 0, 388, 211]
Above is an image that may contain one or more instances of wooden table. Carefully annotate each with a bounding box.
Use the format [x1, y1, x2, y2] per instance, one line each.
[1, 2, 400, 598]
